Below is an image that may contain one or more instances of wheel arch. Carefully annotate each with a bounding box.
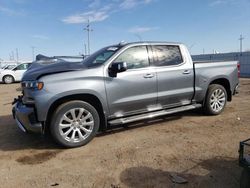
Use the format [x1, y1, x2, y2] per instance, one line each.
[2, 74, 15, 82]
[209, 78, 232, 101]
[45, 94, 107, 133]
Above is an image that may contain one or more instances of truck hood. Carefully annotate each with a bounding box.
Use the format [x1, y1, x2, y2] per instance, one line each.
[22, 60, 85, 81]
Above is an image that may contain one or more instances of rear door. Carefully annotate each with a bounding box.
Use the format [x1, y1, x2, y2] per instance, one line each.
[105, 45, 158, 118]
[151, 45, 194, 109]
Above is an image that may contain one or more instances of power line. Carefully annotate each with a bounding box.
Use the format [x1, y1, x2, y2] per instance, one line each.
[84, 19, 93, 55]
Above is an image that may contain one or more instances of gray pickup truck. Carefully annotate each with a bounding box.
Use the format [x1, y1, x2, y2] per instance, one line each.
[12, 42, 239, 148]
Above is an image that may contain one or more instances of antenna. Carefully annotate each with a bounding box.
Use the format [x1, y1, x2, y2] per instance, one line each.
[188, 43, 195, 53]
[84, 19, 93, 55]
[239, 34, 244, 54]
[134, 34, 142, 41]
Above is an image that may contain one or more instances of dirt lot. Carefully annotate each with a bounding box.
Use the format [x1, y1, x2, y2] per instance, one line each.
[0, 79, 249, 188]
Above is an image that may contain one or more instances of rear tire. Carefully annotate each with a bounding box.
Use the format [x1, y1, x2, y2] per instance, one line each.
[3, 75, 14, 84]
[50, 100, 100, 148]
[204, 84, 227, 115]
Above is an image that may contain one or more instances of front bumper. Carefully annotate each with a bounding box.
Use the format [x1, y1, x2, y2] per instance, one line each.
[12, 101, 42, 133]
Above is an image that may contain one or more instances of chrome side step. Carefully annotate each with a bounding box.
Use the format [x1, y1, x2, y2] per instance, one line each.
[108, 104, 202, 126]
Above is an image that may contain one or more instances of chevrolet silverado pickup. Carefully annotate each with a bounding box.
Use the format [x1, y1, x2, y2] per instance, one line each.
[12, 42, 239, 148]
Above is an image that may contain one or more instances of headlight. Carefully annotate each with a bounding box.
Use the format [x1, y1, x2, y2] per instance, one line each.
[21, 81, 44, 90]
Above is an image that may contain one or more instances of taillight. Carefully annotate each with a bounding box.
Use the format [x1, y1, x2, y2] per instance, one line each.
[237, 63, 240, 78]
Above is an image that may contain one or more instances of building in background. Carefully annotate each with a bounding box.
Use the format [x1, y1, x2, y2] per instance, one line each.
[192, 52, 250, 77]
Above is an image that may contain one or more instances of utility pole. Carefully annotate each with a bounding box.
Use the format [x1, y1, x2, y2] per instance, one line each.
[239, 34, 244, 54]
[84, 43, 87, 56]
[16, 48, 19, 62]
[84, 19, 93, 55]
[12, 51, 15, 61]
[31, 46, 36, 61]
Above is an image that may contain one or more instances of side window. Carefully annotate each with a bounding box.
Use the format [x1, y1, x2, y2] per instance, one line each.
[94, 51, 114, 64]
[27, 63, 31, 68]
[114, 46, 149, 69]
[152, 45, 183, 66]
[15, 63, 29, 70]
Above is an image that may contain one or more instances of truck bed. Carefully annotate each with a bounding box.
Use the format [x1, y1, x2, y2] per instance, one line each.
[193, 60, 239, 103]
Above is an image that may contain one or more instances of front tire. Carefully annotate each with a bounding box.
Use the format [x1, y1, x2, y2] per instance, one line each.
[204, 84, 227, 115]
[50, 100, 100, 148]
[3, 75, 14, 84]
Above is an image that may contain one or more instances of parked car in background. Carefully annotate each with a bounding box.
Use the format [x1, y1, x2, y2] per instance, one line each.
[0, 62, 32, 84]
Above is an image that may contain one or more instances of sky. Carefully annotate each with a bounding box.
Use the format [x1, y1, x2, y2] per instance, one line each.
[0, 0, 250, 61]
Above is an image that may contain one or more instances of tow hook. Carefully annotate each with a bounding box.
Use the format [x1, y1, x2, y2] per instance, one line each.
[12, 95, 22, 105]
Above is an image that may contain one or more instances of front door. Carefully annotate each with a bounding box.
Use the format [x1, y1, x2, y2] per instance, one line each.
[105, 45, 157, 118]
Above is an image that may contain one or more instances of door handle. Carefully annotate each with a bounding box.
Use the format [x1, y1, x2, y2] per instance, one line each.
[143, 73, 154, 78]
[183, 70, 191, 74]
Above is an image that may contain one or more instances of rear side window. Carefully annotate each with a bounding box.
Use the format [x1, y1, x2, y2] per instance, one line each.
[114, 46, 149, 69]
[152, 45, 183, 66]
[15, 63, 30, 70]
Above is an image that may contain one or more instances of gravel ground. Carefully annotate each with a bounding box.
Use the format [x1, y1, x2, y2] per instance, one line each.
[0, 78, 249, 188]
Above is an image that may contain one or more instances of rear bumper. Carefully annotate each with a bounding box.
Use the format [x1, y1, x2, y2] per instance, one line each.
[12, 101, 42, 133]
[233, 84, 239, 95]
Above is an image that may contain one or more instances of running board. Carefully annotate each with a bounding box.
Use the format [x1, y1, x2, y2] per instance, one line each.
[108, 104, 202, 126]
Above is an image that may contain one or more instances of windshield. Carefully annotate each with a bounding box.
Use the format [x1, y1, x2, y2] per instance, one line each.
[84, 46, 121, 67]
[1, 64, 16, 70]
[5, 65, 16, 70]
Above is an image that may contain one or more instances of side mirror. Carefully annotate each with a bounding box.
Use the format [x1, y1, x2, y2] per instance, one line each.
[109, 62, 127, 77]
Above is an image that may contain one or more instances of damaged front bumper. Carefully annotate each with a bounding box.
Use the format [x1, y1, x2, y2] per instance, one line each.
[12, 97, 42, 133]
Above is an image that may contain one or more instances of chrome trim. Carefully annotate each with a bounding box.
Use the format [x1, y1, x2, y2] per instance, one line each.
[108, 104, 202, 126]
[15, 117, 27, 132]
[234, 84, 239, 95]
[58, 107, 94, 143]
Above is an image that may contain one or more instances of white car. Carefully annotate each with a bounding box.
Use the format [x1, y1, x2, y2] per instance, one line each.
[0, 63, 32, 84]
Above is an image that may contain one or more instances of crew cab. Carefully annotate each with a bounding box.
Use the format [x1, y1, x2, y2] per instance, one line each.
[0, 63, 32, 84]
[12, 42, 239, 148]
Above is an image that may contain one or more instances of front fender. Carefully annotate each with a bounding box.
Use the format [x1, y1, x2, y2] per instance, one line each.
[35, 89, 109, 122]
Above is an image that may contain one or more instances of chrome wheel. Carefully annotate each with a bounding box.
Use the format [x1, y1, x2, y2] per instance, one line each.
[59, 108, 94, 143]
[4, 76, 13, 84]
[209, 88, 226, 112]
